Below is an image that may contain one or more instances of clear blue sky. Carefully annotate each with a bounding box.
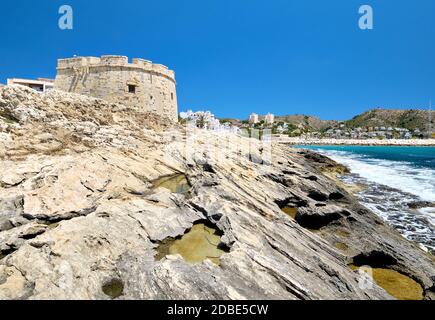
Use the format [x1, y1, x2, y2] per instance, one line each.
[1, 0, 434, 120]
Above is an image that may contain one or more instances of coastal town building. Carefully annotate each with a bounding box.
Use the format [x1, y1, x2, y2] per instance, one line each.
[319, 126, 422, 140]
[54, 55, 178, 122]
[276, 123, 289, 134]
[7, 78, 54, 93]
[249, 113, 259, 124]
[240, 111, 428, 141]
[265, 113, 275, 124]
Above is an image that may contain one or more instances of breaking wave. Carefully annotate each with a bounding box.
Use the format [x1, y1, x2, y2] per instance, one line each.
[297, 146, 435, 252]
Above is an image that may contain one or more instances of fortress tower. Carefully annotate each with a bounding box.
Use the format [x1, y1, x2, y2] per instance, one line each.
[54, 55, 178, 122]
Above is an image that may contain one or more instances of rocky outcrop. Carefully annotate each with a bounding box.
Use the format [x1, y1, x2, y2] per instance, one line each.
[408, 201, 435, 210]
[0, 85, 434, 300]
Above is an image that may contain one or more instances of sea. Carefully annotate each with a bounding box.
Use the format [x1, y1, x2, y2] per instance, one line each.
[296, 145, 435, 253]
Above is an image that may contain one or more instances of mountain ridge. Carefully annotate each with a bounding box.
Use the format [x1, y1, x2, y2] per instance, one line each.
[228, 109, 434, 132]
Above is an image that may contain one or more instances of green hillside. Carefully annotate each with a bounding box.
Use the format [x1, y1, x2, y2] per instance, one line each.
[345, 109, 434, 131]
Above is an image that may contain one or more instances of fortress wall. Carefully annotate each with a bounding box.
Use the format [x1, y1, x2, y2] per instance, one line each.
[131, 58, 152, 68]
[57, 57, 102, 69]
[54, 56, 178, 122]
[100, 55, 129, 66]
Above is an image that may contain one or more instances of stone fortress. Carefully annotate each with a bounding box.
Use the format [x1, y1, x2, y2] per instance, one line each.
[54, 55, 178, 122]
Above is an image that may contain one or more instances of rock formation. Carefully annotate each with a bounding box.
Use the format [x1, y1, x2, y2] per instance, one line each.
[0, 85, 434, 300]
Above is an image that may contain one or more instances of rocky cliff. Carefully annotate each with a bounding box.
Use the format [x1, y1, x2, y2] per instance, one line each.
[0, 86, 434, 300]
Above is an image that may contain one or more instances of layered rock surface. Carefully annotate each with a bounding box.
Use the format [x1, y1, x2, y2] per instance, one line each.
[0, 85, 434, 300]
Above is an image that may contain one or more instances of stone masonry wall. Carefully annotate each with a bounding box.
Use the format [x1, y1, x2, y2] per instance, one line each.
[54, 56, 178, 122]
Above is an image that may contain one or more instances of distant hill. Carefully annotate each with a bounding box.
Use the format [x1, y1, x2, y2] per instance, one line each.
[345, 109, 434, 131]
[272, 114, 337, 131]
[218, 109, 434, 133]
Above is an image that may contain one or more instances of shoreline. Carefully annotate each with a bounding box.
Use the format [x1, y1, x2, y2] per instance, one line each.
[275, 137, 435, 146]
[301, 146, 435, 254]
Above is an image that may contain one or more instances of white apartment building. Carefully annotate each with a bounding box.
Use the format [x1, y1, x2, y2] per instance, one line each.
[249, 113, 259, 124]
[265, 113, 275, 124]
[7, 78, 54, 93]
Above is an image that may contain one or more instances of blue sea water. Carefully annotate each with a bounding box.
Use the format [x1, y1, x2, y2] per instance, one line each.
[298, 146, 435, 170]
[296, 145, 435, 252]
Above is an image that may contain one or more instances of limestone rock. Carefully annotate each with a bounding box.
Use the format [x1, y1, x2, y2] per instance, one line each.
[408, 201, 435, 209]
[0, 86, 433, 300]
[296, 205, 350, 229]
[0, 195, 24, 232]
[0, 173, 25, 187]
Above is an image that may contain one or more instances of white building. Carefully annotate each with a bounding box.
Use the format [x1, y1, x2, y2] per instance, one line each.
[249, 113, 259, 124]
[265, 113, 275, 125]
[7, 78, 54, 93]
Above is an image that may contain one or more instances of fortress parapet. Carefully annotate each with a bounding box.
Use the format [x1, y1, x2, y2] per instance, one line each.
[57, 56, 102, 69]
[56, 55, 176, 83]
[100, 55, 128, 66]
[54, 55, 178, 121]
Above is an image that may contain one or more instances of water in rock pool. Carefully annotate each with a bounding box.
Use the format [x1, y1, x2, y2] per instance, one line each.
[102, 279, 124, 299]
[152, 173, 191, 194]
[296, 145, 435, 253]
[349, 265, 423, 300]
[156, 223, 228, 265]
[281, 207, 298, 219]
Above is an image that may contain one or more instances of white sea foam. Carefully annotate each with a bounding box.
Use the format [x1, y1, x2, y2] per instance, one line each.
[318, 149, 435, 202]
[419, 207, 435, 227]
[311, 148, 435, 251]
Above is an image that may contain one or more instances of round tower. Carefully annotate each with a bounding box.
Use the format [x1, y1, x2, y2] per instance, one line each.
[54, 55, 178, 122]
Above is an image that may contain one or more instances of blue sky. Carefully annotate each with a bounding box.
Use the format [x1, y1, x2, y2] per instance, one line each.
[1, 0, 434, 120]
